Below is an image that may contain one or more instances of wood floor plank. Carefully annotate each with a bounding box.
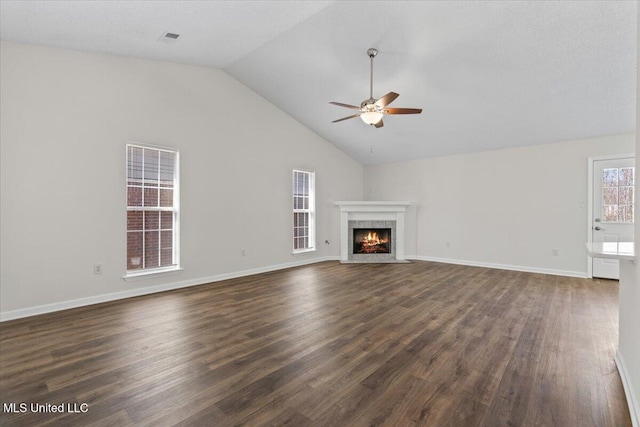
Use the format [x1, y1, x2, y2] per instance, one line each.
[0, 261, 632, 426]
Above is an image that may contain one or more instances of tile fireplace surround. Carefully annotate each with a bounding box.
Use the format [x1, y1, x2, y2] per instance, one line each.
[334, 201, 411, 263]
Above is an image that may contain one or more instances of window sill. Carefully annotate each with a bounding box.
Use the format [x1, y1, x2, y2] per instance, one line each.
[292, 248, 316, 255]
[123, 267, 183, 282]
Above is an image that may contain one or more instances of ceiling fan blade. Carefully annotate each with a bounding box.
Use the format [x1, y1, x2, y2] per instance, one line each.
[373, 119, 384, 128]
[375, 92, 399, 108]
[383, 107, 422, 115]
[332, 113, 361, 123]
[329, 101, 361, 110]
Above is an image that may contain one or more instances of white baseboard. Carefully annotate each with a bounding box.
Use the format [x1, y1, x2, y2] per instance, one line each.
[410, 255, 587, 278]
[0, 256, 340, 322]
[616, 350, 640, 427]
[0, 255, 587, 322]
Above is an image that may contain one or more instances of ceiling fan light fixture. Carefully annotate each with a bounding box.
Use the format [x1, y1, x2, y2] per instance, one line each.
[330, 48, 422, 128]
[361, 111, 383, 125]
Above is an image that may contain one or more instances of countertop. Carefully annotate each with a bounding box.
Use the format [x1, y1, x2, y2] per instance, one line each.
[585, 242, 636, 262]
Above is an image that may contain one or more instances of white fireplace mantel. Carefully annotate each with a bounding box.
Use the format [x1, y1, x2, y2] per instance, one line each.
[334, 201, 411, 262]
[334, 201, 412, 212]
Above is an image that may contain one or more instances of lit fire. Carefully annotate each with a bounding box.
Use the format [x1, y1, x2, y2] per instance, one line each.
[354, 229, 391, 254]
[360, 231, 388, 247]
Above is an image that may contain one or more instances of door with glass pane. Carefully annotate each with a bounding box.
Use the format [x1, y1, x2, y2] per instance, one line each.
[592, 158, 635, 279]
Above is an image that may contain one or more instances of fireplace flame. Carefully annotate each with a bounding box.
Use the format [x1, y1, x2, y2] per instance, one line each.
[353, 228, 390, 254]
[361, 232, 388, 246]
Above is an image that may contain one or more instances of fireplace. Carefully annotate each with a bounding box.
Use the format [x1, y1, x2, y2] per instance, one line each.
[335, 201, 411, 263]
[353, 228, 391, 254]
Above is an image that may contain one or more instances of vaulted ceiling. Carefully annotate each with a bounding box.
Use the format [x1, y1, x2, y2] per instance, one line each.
[1, 0, 636, 164]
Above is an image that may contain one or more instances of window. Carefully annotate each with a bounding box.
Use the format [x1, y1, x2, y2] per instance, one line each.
[293, 170, 315, 252]
[126, 144, 179, 274]
[602, 167, 634, 223]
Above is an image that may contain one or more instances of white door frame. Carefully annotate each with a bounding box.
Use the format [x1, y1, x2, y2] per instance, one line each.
[587, 153, 635, 278]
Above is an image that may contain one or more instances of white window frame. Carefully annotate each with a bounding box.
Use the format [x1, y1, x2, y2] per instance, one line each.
[125, 143, 181, 278]
[292, 169, 316, 253]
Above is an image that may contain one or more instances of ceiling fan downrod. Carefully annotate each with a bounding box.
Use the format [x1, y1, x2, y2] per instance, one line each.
[367, 48, 377, 101]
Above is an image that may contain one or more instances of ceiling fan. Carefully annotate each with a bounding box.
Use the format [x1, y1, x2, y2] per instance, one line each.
[330, 48, 422, 128]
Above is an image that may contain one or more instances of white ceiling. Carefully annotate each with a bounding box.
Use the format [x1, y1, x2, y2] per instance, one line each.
[1, 0, 636, 165]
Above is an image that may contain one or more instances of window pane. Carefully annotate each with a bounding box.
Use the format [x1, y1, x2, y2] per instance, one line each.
[603, 205, 618, 222]
[302, 173, 308, 196]
[294, 172, 305, 197]
[127, 211, 143, 231]
[144, 231, 159, 268]
[619, 168, 634, 186]
[160, 231, 173, 266]
[127, 232, 143, 270]
[160, 151, 175, 187]
[143, 188, 158, 207]
[127, 146, 143, 184]
[160, 189, 173, 207]
[603, 187, 618, 205]
[143, 149, 159, 183]
[620, 205, 634, 223]
[144, 211, 160, 230]
[161, 211, 173, 230]
[603, 168, 618, 186]
[620, 186, 634, 205]
[127, 186, 142, 207]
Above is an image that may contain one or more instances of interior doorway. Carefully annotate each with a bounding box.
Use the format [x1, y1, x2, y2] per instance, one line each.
[588, 155, 635, 279]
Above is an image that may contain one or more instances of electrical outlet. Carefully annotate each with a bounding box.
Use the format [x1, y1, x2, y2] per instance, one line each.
[552, 248, 560, 257]
[241, 249, 246, 256]
[446, 242, 451, 248]
[93, 264, 103, 274]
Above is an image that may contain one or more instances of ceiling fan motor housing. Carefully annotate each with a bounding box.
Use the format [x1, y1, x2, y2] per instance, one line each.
[361, 98, 380, 111]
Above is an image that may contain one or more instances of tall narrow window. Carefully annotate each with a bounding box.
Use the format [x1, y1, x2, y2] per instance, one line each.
[602, 167, 634, 223]
[293, 170, 315, 252]
[126, 144, 179, 274]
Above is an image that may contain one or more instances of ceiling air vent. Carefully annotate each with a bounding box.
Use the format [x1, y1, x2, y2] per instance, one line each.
[159, 32, 181, 43]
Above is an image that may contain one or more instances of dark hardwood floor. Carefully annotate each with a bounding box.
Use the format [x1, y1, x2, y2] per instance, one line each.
[0, 261, 631, 426]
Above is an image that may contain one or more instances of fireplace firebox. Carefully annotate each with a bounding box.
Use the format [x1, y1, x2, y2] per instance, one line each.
[353, 228, 391, 254]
